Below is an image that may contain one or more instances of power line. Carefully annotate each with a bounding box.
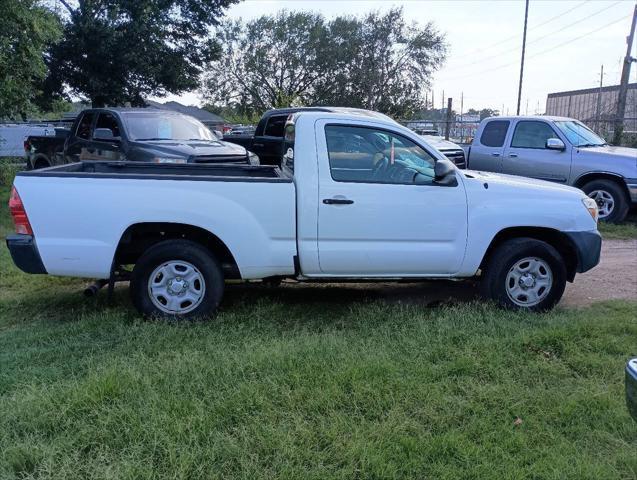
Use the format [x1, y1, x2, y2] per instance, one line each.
[444, 0, 621, 71]
[451, 0, 591, 61]
[436, 14, 632, 83]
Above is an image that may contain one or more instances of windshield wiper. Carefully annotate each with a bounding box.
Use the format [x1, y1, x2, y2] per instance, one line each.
[577, 143, 605, 148]
[135, 137, 171, 141]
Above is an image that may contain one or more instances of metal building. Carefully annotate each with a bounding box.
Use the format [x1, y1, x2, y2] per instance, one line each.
[545, 83, 637, 137]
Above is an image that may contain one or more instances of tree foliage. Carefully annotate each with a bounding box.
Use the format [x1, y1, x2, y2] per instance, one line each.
[203, 8, 447, 118]
[0, 0, 60, 120]
[44, 0, 237, 107]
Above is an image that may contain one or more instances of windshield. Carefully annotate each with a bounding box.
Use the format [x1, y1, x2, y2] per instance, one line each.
[123, 113, 215, 141]
[554, 120, 606, 147]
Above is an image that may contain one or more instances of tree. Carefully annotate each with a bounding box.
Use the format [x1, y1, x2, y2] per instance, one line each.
[0, 1, 60, 120]
[203, 8, 447, 118]
[204, 11, 333, 114]
[466, 108, 500, 120]
[44, 0, 237, 107]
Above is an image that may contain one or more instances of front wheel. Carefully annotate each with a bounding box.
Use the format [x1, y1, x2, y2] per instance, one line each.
[130, 240, 224, 319]
[480, 238, 567, 312]
[581, 179, 629, 223]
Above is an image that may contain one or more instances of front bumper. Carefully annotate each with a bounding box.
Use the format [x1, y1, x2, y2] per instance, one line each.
[6, 234, 47, 274]
[564, 230, 602, 273]
[625, 178, 637, 203]
[626, 359, 637, 421]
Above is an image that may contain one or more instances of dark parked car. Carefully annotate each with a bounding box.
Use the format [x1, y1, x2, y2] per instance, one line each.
[223, 107, 333, 165]
[25, 108, 258, 169]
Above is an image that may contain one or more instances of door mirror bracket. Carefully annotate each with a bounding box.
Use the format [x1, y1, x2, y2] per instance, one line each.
[546, 138, 565, 150]
[433, 158, 457, 186]
[93, 128, 120, 142]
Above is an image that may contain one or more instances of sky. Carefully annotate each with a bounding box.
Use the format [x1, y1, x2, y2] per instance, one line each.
[157, 0, 637, 116]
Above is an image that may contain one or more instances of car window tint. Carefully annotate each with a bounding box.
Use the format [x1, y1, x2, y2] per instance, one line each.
[76, 113, 95, 140]
[325, 125, 436, 185]
[95, 113, 121, 138]
[511, 121, 558, 149]
[264, 115, 287, 137]
[480, 120, 509, 147]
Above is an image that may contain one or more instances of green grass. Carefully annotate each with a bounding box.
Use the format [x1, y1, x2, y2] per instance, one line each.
[1, 175, 636, 479]
[599, 210, 637, 240]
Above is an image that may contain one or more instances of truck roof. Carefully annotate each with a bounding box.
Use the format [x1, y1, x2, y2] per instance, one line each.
[483, 115, 575, 122]
[77, 107, 195, 116]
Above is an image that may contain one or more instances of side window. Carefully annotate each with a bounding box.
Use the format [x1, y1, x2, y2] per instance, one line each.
[94, 113, 121, 138]
[325, 125, 436, 185]
[511, 121, 558, 149]
[264, 115, 287, 137]
[480, 120, 510, 147]
[76, 112, 95, 140]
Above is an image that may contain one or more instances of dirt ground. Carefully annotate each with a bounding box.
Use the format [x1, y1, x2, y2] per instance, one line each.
[244, 239, 637, 309]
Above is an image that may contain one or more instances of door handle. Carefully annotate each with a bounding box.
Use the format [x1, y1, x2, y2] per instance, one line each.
[323, 198, 354, 205]
[491, 152, 501, 157]
[509, 153, 518, 158]
[253, 143, 265, 148]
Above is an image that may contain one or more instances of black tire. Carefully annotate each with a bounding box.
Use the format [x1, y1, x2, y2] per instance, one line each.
[130, 239, 224, 319]
[581, 179, 629, 223]
[33, 157, 50, 170]
[480, 238, 567, 312]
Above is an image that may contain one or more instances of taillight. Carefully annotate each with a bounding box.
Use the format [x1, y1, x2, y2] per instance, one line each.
[9, 186, 33, 235]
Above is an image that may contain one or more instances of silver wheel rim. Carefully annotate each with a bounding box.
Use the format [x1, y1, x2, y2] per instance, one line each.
[148, 260, 206, 314]
[505, 257, 553, 307]
[588, 190, 614, 218]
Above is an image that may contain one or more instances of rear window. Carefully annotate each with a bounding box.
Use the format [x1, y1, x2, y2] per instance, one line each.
[480, 120, 510, 147]
[264, 115, 287, 137]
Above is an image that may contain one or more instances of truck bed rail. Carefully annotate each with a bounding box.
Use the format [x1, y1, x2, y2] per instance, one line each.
[16, 161, 291, 183]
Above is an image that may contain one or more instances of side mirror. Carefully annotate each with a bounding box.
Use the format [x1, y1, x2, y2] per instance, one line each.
[546, 138, 565, 150]
[93, 128, 119, 141]
[434, 158, 455, 180]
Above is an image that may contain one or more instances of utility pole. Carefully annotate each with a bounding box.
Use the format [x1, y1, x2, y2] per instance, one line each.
[445, 97, 453, 140]
[596, 64, 604, 134]
[613, 4, 637, 145]
[516, 0, 530, 115]
[460, 92, 464, 141]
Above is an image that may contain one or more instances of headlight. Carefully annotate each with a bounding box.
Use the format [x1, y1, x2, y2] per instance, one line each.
[582, 197, 598, 222]
[153, 157, 187, 164]
[248, 152, 260, 165]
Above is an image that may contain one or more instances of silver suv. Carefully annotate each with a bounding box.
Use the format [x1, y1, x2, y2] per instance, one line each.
[468, 116, 637, 222]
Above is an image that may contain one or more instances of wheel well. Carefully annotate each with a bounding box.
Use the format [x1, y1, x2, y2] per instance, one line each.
[33, 155, 50, 169]
[574, 173, 629, 198]
[114, 223, 241, 279]
[481, 227, 579, 282]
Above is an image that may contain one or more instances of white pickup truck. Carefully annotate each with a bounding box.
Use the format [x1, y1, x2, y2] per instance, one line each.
[7, 109, 602, 318]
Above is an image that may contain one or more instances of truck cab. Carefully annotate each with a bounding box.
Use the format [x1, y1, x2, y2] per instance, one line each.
[468, 116, 637, 222]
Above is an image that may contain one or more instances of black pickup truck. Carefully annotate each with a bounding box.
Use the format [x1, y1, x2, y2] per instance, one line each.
[223, 107, 336, 165]
[24, 108, 257, 169]
[224, 107, 467, 167]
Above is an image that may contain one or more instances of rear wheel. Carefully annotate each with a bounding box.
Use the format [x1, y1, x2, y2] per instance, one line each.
[480, 238, 566, 312]
[130, 240, 224, 319]
[581, 179, 629, 223]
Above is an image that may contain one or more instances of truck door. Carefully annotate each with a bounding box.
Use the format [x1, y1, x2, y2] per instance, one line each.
[315, 121, 468, 276]
[65, 111, 96, 162]
[252, 114, 287, 165]
[91, 112, 123, 161]
[502, 120, 572, 183]
[468, 119, 510, 172]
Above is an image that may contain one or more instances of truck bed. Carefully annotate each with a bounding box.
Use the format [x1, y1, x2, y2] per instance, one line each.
[13, 161, 296, 279]
[18, 161, 291, 182]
